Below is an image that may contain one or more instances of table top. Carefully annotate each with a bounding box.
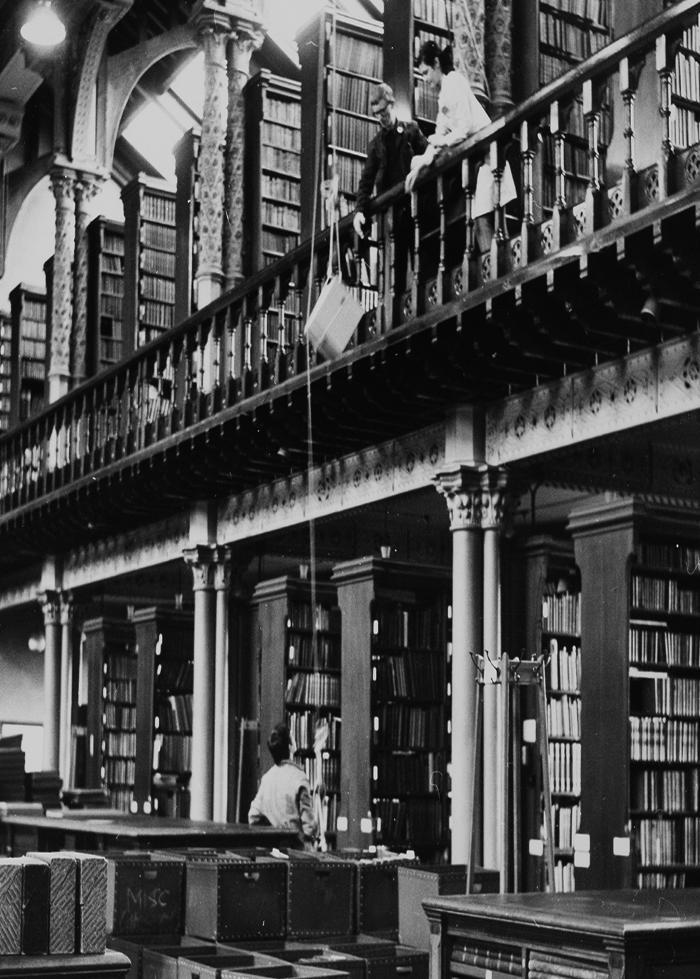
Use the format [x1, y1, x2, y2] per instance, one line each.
[0, 951, 130, 976]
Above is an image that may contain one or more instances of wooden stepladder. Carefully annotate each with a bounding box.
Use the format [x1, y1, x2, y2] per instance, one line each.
[467, 653, 556, 894]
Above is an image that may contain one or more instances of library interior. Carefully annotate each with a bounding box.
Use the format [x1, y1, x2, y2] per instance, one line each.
[1, 0, 700, 975]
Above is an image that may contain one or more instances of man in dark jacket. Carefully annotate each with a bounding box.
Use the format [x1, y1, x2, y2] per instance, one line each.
[352, 83, 427, 306]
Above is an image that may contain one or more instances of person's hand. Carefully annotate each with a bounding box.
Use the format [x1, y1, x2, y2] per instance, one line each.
[352, 211, 366, 236]
[405, 166, 423, 193]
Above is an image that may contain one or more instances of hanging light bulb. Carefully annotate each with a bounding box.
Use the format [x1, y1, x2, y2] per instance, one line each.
[20, 1, 66, 47]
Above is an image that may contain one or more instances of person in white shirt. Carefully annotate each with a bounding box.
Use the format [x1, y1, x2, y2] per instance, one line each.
[248, 722, 318, 849]
[406, 40, 517, 253]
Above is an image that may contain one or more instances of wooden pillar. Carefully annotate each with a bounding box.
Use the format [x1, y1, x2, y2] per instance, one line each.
[48, 167, 76, 401]
[39, 589, 61, 771]
[184, 544, 217, 820]
[213, 546, 232, 822]
[59, 592, 74, 785]
[435, 465, 486, 865]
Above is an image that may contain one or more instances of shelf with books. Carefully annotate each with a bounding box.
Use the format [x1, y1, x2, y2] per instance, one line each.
[87, 217, 125, 373]
[245, 71, 301, 273]
[671, 24, 700, 149]
[133, 607, 194, 818]
[122, 175, 177, 352]
[332, 557, 450, 859]
[8, 283, 46, 426]
[0, 309, 11, 432]
[252, 576, 342, 836]
[82, 617, 137, 813]
[173, 127, 201, 323]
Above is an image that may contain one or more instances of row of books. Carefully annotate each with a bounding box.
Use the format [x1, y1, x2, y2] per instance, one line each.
[265, 96, 301, 128]
[140, 274, 176, 304]
[414, 82, 439, 124]
[675, 51, 700, 104]
[332, 35, 382, 79]
[288, 602, 339, 633]
[631, 674, 700, 717]
[373, 652, 445, 701]
[20, 358, 45, 382]
[629, 716, 699, 762]
[262, 175, 300, 204]
[154, 732, 191, 773]
[328, 72, 376, 118]
[413, 0, 454, 29]
[104, 731, 136, 757]
[141, 248, 176, 277]
[331, 113, 378, 156]
[546, 693, 581, 740]
[373, 604, 445, 650]
[374, 795, 443, 845]
[100, 297, 123, 321]
[552, 800, 580, 849]
[334, 154, 364, 196]
[631, 767, 700, 813]
[373, 750, 445, 795]
[140, 223, 177, 253]
[629, 625, 700, 667]
[640, 541, 700, 571]
[298, 753, 340, 793]
[539, 10, 608, 57]
[547, 639, 580, 690]
[18, 316, 45, 340]
[101, 252, 124, 272]
[104, 756, 135, 784]
[540, 137, 589, 177]
[286, 671, 340, 708]
[139, 301, 174, 330]
[632, 574, 700, 614]
[102, 229, 124, 254]
[104, 703, 136, 729]
[262, 145, 301, 177]
[262, 229, 297, 256]
[263, 121, 300, 151]
[637, 815, 700, 865]
[548, 740, 581, 795]
[156, 693, 192, 733]
[104, 678, 136, 703]
[109, 786, 135, 812]
[101, 272, 124, 296]
[141, 193, 176, 226]
[540, 0, 609, 25]
[372, 704, 445, 749]
[19, 338, 45, 362]
[553, 859, 576, 892]
[671, 108, 700, 151]
[637, 870, 687, 888]
[262, 202, 300, 232]
[288, 634, 340, 670]
[287, 711, 340, 752]
[156, 657, 193, 691]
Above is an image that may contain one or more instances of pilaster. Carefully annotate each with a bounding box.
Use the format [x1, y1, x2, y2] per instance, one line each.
[72, 172, 104, 385]
[48, 166, 77, 402]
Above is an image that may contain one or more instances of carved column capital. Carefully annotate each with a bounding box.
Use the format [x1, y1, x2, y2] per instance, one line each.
[213, 545, 233, 591]
[480, 466, 510, 530]
[184, 544, 217, 591]
[37, 589, 61, 626]
[60, 591, 74, 627]
[434, 464, 489, 531]
[228, 28, 265, 83]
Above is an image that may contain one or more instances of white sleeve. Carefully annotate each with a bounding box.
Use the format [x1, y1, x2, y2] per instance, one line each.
[432, 72, 491, 147]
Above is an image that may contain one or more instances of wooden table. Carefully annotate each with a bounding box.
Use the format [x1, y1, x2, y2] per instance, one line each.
[423, 889, 700, 979]
[0, 813, 296, 855]
[0, 951, 130, 977]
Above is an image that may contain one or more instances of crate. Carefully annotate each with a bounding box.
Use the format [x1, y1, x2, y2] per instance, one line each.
[109, 935, 212, 979]
[107, 853, 186, 937]
[286, 854, 355, 939]
[360, 945, 428, 979]
[185, 857, 287, 942]
[143, 947, 260, 979]
[62, 851, 109, 953]
[220, 966, 350, 979]
[397, 865, 498, 950]
[27, 851, 77, 954]
[176, 952, 292, 979]
[234, 942, 364, 979]
[336, 854, 416, 937]
[0, 858, 23, 954]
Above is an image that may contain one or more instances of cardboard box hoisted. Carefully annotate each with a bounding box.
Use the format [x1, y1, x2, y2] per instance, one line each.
[304, 275, 364, 360]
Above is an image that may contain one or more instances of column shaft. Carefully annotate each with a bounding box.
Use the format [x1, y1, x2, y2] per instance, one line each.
[213, 549, 232, 822]
[48, 169, 76, 401]
[59, 595, 74, 785]
[482, 526, 500, 869]
[40, 591, 62, 771]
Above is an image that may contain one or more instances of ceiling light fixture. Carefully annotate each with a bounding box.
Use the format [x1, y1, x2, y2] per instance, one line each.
[20, 1, 66, 48]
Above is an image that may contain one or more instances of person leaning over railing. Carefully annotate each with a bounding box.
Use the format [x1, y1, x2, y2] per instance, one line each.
[406, 40, 517, 254]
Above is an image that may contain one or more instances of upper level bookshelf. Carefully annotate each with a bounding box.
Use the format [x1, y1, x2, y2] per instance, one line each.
[122, 175, 177, 352]
[132, 607, 194, 818]
[0, 309, 11, 432]
[671, 21, 700, 149]
[245, 71, 302, 273]
[82, 617, 137, 813]
[87, 217, 125, 373]
[332, 557, 451, 860]
[8, 282, 46, 427]
[299, 9, 383, 236]
[251, 576, 342, 840]
[173, 128, 201, 324]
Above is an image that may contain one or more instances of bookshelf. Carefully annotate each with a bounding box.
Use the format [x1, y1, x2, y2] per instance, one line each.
[671, 21, 700, 148]
[82, 617, 137, 813]
[173, 128, 201, 323]
[121, 175, 177, 352]
[132, 607, 194, 818]
[299, 9, 383, 237]
[332, 557, 451, 859]
[8, 283, 47, 426]
[87, 217, 125, 373]
[245, 71, 301, 273]
[251, 576, 342, 837]
[629, 537, 700, 888]
[0, 309, 11, 431]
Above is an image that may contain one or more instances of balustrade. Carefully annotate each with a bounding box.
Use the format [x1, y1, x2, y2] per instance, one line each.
[0, 1, 699, 516]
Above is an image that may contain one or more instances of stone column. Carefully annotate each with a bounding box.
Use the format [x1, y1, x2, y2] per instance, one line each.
[59, 592, 74, 785]
[184, 544, 217, 820]
[193, 10, 230, 308]
[484, 0, 513, 117]
[48, 166, 77, 401]
[213, 546, 232, 822]
[434, 465, 486, 865]
[72, 172, 103, 385]
[453, 0, 487, 105]
[223, 27, 263, 290]
[38, 589, 62, 771]
[481, 468, 508, 873]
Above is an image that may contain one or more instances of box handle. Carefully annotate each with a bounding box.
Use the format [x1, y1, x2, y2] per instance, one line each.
[243, 870, 260, 881]
[396, 968, 413, 975]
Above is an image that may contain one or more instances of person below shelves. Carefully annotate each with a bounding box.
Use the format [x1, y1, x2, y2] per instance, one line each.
[248, 721, 318, 850]
[406, 40, 517, 254]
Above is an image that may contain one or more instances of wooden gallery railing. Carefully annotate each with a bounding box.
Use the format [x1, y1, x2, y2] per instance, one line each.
[1, 0, 699, 516]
